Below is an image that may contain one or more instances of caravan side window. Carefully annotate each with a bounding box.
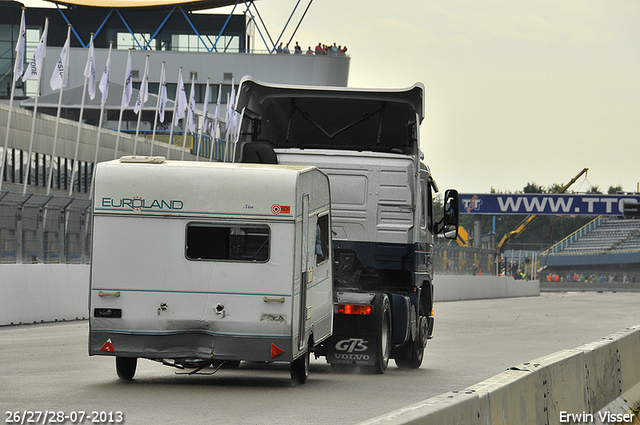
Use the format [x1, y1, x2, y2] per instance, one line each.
[316, 214, 329, 265]
[186, 223, 270, 262]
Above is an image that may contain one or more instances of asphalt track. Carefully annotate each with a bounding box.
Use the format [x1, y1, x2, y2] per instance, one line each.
[2, 292, 639, 425]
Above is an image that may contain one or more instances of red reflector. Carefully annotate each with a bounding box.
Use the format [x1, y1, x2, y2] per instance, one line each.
[271, 343, 284, 358]
[337, 304, 372, 315]
[100, 339, 115, 352]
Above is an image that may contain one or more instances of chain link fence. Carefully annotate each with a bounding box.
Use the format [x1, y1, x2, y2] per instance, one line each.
[433, 243, 496, 276]
[0, 193, 91, 264]
[0, 195, 495, 274]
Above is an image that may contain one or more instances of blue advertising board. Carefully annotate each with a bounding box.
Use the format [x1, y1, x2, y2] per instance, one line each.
[459, 194, 640, 216]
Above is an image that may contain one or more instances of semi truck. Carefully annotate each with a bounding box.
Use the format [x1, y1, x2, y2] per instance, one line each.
[89, 158, 333, 384]
[232, 77, 459, 373]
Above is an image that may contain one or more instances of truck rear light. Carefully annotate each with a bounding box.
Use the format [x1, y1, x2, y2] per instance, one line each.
[336, 304, 372, 315]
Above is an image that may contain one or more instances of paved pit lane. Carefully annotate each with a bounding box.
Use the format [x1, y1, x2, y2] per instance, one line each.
[1, 292, 639, 424]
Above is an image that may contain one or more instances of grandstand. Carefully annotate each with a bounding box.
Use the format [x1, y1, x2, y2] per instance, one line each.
[541, 216, 640, 282]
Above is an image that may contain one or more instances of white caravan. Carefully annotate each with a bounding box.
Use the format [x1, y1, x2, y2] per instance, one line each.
[89, 157, 333, 384]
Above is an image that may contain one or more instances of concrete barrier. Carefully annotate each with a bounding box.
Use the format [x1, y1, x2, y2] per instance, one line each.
[434, 275, 540, 302]
[360, 325, 640, 425]
[0, 264, 89, 326]
[1, 265, 538, 326]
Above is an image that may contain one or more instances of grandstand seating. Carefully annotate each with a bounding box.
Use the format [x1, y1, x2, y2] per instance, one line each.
[553, 218, 640, 255]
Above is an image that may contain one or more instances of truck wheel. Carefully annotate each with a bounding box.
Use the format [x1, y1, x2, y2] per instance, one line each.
[368, 295, 391, 374]
[395, 316, 426, 369]
[115, 357, 137, 380]
[394, 340, 424, 369]
[290, 342, 310, 384]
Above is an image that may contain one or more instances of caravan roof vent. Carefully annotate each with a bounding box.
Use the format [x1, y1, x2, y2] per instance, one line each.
[119, 156, 166, 164]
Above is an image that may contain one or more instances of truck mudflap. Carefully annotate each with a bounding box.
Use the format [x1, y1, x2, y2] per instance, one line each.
[327, 336, 377, 365]
[325, 292, 390, 367]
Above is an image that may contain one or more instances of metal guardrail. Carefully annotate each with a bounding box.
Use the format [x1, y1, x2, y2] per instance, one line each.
[119, 131, 230, 161]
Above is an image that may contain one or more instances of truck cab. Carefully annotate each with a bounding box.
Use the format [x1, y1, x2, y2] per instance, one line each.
[232, 77, 459, 372]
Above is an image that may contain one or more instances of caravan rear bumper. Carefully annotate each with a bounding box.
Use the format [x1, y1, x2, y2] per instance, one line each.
[89, 329, 294, 363]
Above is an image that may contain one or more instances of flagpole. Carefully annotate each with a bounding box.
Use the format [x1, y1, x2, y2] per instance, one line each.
[21, 18, 49, 195]
[149, 61, 165, 156]
[68, 33, 94, 197]
[2, 8, 26, 192]
[115, 49, 133, 159]
[166, 67, 183, 160]
[209, 83, 221, 162]
[195, 77, 209, 162]
[223, 77, 236, 163]
[90, 41, 112, 200]
[232, 108, 243, 163]
[230, 79, 239, 163]
[183, 75, 196, 161]
[133, 54, 149, 156]
[46, 24, 72, 195]
[223, 93, 230, 162]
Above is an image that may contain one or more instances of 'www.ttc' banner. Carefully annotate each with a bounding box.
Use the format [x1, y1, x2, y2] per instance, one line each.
[459, 194, 640, 216]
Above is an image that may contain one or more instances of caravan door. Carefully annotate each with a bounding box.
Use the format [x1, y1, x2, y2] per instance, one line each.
[298, 194, 310, 351]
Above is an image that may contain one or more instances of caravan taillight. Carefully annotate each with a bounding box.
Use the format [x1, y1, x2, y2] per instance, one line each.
[336, 304, 372, 315]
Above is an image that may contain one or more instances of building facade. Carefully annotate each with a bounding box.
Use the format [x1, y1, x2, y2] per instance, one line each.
[0, 0, 349, 263]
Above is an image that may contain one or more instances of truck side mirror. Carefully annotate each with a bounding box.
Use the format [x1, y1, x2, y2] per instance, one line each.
[439, 189, 459, 240]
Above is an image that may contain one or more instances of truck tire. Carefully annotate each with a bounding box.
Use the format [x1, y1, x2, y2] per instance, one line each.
[395, 289, 429, 369]
[368, 295, 391, 374]
[291, 339, 311, 384]
[394, 318, 426, 369]
[115, 357, 137, 380]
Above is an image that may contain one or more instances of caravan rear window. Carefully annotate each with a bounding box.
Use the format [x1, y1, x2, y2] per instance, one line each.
[186, 224, 270, 262]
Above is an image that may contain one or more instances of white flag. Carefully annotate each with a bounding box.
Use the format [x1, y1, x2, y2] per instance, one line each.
[133, 57, 149, 114]
[121, 50, 133, 110]
[187, 77, 197, 132]
[22, 19, 48, 82]
[14, 9, 26, 81]
[98, 43, 112, 105]
[84, 36, 96, 100]
[201, 80, 210, 135]
[158, 66, 168, 123]
[173, 71, 187, 126]
[225, 82, 237, 140]
[212, 83, 222, 138]
[50, 28, 71, 91]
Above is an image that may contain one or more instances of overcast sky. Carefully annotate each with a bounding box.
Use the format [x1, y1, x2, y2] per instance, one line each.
[22, 0, 640, 194]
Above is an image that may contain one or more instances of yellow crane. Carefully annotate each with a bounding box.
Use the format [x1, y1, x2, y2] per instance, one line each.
[494, 168, 589, 259]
